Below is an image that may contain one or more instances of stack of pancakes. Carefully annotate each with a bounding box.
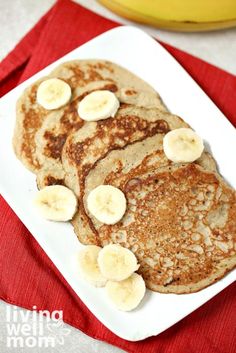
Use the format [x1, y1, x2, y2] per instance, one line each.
[13, 60, 236, 293]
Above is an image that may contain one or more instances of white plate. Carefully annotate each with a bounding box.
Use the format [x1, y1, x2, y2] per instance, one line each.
[0, 26, 235, 341]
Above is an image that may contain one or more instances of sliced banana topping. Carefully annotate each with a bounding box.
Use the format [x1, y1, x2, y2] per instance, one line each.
[78, 90, 120, 121]
[105, 273, 146, 311]
[76, 244, 145, 311]
[77, 245, 107, 287]
[87, 185, 127, 225]
[33, 185, 77, 221]
[98, 244, 139, 281]
[163, 127, 204, 163]
[37, 78, 72, 110]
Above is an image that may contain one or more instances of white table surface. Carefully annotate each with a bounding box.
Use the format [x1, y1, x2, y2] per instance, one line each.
[0, 1, 235, 352]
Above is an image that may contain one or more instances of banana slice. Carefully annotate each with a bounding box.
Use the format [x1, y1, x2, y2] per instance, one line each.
[87, 185, 126, 225]
[37, 78, 71, 110]
[98, 244, 139, 281]
[78, 90, 120, 121]
[33, 185, 77, 221]
[77, 245, 107, 287]
[105, 273, 146, 311]
[163, 128, 204, 163]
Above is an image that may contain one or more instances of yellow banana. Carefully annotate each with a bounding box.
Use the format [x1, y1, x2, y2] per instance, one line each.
[99, 0, 236, 31]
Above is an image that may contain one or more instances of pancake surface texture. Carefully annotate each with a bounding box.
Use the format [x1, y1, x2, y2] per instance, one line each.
[85, 163, 236, 293]
[79, 132, 216, 245]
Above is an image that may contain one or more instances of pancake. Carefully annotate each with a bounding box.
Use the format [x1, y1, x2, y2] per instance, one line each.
[84, 162, 236, 293]
[13, 59, 165, 173]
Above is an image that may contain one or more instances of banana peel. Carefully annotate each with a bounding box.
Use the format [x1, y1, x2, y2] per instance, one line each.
[98, 0, 236, 31]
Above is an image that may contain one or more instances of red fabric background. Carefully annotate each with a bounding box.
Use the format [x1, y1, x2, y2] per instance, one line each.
[0, 1, 235, 352]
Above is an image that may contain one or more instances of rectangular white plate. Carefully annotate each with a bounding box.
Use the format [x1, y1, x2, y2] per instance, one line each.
[0, 26, 235, 341]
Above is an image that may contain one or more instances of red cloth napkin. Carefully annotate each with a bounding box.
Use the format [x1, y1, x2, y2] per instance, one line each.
[0, 0, 235, 352]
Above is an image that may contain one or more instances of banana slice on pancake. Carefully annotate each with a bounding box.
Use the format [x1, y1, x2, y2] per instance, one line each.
[37, 78, 72, 110]
[163, 127, 204, 163]
[78, 90, 120, 121]
[105, 273, 146, 311]
[33, 185, 77, 221]
[77, 245, 107, 287]
[87, 185, 127, 225]
[98, 244, 139, 281]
